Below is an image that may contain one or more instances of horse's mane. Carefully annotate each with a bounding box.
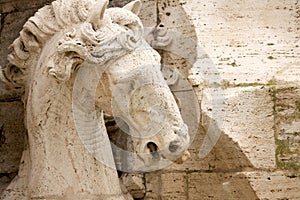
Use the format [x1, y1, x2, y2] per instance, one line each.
[0, 0, 143, 86]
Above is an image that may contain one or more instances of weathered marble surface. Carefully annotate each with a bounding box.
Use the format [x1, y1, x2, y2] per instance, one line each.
[1, 0, 300, 199]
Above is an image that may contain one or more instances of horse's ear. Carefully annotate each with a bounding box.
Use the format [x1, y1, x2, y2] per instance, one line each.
[88, 0, 109, 29]
[123, 0, 142, 15]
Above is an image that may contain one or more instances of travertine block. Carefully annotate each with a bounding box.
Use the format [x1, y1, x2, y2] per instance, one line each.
[144, 172, 161, 200]
[166, 86, 276, 171]
[121, 173, 145, 199]
[273, 82, 300, 173]
[221, 87, 276, 169]
[245, 171, 300, 200]
[188, 172, 258, 200]
[200, 86, 276, 169]
[161, 172, 186, 199]
[186, 0, 299, 85]
[138, 0, 157, 27]
[165, 128, 254, 172]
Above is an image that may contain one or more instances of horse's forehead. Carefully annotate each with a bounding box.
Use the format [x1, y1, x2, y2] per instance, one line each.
[111, 47, 161, 70]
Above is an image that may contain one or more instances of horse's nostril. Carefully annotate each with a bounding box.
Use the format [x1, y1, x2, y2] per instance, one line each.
[147, 142, 160, 160]
[169, 141, 179, 153]
[147, 142, 158, 152]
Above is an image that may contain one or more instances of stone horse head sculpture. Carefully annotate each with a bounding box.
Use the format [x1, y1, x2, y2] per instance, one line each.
[0, 0, 190, 199]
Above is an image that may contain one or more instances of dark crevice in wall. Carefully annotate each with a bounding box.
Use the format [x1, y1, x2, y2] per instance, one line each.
[0, 99, 21, 103]
[185, 172, 189, 200]
[108, 0, 133, 8]
[0, 0, 53, 13]
[0, 172, 18, 194]
[0, 173, 16, 179]
[156, 1, 161, 26]
[0, 13, 6, 38]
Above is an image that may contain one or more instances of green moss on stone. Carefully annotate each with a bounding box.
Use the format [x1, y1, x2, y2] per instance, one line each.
[234, 82, 263, 87]
[276, 139, 300, 173]
[267, 79, 277, 86]
[268, 56, 275, 60]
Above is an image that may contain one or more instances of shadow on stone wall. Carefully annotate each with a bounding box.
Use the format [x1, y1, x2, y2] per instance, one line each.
[0, 102, 25, 194]
[143, 119, 259, 199]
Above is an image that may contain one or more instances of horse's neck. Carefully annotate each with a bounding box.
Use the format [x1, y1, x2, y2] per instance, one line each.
[24, 59, 123, 198]
[25, 69, 74, 166]
[26, 73, 72, 127]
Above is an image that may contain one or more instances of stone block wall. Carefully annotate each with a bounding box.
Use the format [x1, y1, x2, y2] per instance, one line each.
[141, 0, 300, 199]
[0, 0, 299, 199]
